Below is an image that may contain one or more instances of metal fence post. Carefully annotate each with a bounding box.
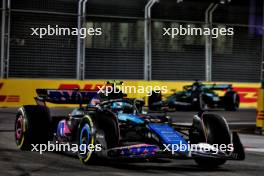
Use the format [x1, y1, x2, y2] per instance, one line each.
[261, 1, 264, 88]
[144, 0, 158, 81]
[6, 0, 11, 78]
[77, 0, 88, 80]
[1, 0, 6, 78]
[82, 0, 88, 80]
[205, 3, 218, 82]
[77, 0, 83, 80]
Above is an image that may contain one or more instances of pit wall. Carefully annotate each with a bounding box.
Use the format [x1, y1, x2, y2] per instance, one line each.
[0, 79, 260, 108]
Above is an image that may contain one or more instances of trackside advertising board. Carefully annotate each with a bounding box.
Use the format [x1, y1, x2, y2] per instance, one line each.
[0, 79, 260, 108]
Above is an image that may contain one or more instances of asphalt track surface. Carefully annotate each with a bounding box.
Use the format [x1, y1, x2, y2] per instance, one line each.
[0, 108, 264, 176]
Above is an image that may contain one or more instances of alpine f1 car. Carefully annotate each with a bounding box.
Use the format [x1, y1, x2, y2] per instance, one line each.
[148, 81, 240, 111]
[15, 87, 244, 168]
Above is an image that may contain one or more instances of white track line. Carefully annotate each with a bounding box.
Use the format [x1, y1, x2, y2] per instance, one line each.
[245, 148, 264, 153]
[176, 122, 255, 126]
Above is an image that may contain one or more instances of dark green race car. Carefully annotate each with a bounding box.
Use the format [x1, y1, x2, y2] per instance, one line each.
[148, 81, 240, 111]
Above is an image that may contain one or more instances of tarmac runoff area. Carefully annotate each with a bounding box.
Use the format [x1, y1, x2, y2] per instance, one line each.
[0, 107, 264, 176]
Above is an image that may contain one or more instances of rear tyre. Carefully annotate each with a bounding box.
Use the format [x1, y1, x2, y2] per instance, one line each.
[193, 114, 231, 168]
[224, 91, 240, 111]
[15, 105, 51, 150]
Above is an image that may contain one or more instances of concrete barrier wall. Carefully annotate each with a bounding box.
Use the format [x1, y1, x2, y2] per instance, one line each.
[0, 79, 260, 108]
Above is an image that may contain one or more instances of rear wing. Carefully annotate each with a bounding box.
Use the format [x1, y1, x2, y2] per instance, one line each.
[183, 84, 233, 91]
[35, 89, 98, 105]
[203, 84, 233, 90]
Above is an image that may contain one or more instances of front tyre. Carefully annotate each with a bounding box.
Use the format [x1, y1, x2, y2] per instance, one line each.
[77, 112, 119, 164]
[148, 91, 162, 111]
[192, 92, 206, 111]
[193, 114, 231, 168]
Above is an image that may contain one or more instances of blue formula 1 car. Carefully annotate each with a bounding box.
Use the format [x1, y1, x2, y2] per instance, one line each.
[15, 87, 245, 168]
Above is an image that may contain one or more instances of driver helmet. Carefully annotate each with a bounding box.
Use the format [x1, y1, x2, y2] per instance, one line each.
[192, 81, 202, 91]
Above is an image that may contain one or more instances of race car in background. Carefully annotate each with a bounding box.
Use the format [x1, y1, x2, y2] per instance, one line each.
[148, 81, 240, 111]
[15, 84, 244, 168]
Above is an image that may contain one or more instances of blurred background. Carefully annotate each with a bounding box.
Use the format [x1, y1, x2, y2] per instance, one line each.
[0, 0, 263, 82]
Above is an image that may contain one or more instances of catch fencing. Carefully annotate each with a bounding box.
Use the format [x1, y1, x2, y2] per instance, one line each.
[0, 0, 263, 82]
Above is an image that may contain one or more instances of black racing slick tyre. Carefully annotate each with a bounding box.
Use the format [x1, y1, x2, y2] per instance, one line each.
[95, 111, 119, 149]
[194, 114, 231, 168]
[192, 92, 206, 111]
[148, 91, 162, 111]
[15, 105, 52, 150]
[224, 91, 240, 111]
[77, 112, 119, 164]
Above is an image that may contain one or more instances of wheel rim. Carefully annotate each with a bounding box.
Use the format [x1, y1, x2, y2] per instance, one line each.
[79, 123, 93, 162]
[80, 124, 91, 148]
[15, 115, 25, 147]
